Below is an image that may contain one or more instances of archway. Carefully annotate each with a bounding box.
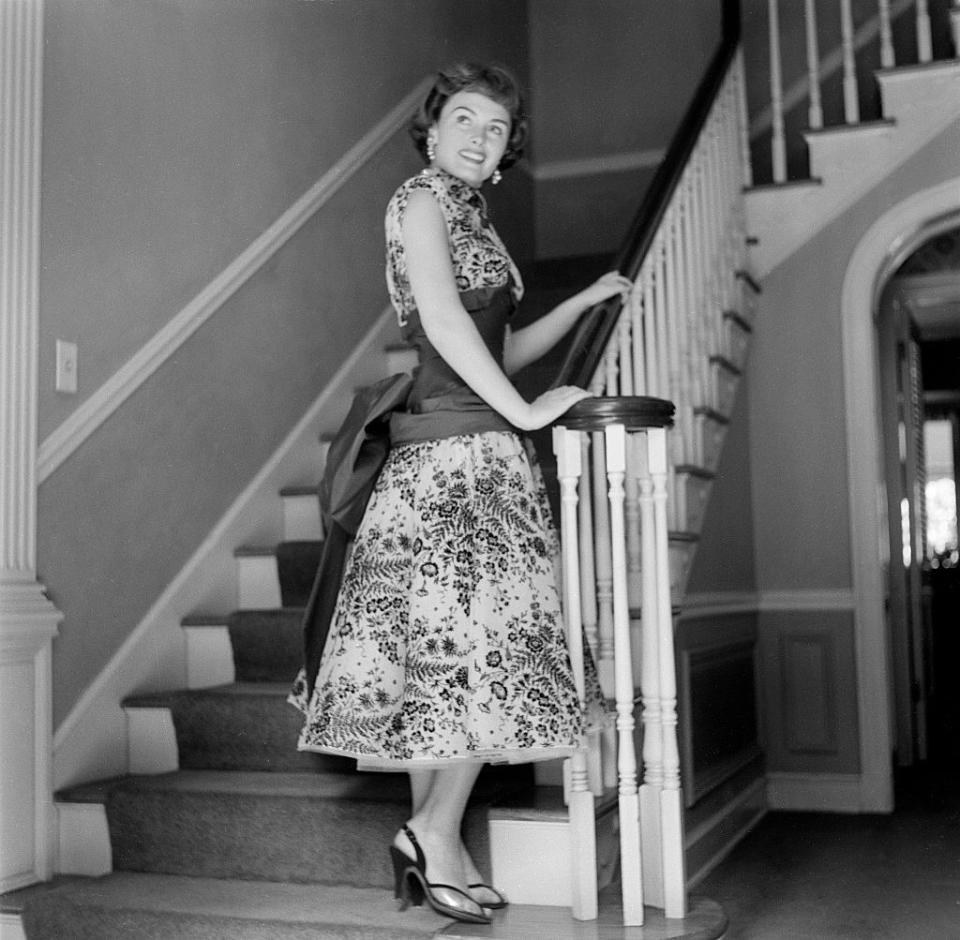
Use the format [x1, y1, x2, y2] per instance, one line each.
[841, 178, 960, 812]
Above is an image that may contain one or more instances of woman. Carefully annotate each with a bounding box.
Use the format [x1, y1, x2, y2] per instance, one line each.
[290, 62, 629, 925]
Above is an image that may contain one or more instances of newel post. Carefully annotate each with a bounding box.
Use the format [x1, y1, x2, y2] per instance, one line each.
[552, 396, 680, 926]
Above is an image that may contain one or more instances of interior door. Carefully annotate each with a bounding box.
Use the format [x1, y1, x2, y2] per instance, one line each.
[879, 290, 929, 765]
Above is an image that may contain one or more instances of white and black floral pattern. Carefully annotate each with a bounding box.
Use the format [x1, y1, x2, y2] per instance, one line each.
[289, 433, 605, 767]
[385, 168, 523, 327]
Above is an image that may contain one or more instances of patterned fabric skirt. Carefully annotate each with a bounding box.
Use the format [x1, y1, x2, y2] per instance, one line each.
[289, 431, 605, 769]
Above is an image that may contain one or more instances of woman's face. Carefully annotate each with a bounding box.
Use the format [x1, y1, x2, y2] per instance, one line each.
[430, 90, 511, 188]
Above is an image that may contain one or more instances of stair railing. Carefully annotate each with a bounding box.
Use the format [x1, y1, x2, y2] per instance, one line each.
[759, 0, 959, 183]
[547, 0, 751, 926]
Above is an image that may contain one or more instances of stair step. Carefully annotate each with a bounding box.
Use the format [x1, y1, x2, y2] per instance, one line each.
[123, 683, 353, 773]
[232, 608, 304, 682]
[235, 540, 322, 609]
[184, 610, 305, 684]
[17, 872, 449, 939]
[280, 485, 323, 541]
[56, 765, 533, 888]
[12, 872, 727, 939]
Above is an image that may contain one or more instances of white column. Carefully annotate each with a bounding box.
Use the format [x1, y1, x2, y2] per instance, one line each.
[952, 1, 960, 57]
[1, 0, 63, 893]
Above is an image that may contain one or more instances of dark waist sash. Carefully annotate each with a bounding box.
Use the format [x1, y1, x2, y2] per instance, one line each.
[390, 389, 516, 445]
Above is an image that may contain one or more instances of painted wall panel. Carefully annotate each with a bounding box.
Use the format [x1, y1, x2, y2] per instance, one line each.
[758, 610, 860, 774]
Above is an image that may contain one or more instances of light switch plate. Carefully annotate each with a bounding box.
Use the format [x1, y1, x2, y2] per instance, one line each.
[56, 340, 78, 393]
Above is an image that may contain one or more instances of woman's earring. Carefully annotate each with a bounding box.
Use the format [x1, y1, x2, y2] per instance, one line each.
[426, 136, 436, 163]
[491, 168, 502, 185]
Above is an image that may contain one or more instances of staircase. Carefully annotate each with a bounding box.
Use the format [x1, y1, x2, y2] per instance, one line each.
[3, 263, 730, 939]
[8, 4, 960, 938]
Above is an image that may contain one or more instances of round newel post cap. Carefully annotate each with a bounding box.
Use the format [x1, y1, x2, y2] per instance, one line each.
[553, 396, 675, 431]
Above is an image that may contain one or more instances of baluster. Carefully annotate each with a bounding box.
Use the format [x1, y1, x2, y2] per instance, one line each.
[579, 434, 598, 661]
[916, 0, 933, 62]
[804, 0, 824, 128]
[642, 257, 658, 399]
[637, 432, 664, 907]
[604, 340, 619, 396]
[649, 427, 686, 918]
[579, 431, 618, 793]
[767, 0, 787, 181]
[605, 424, 644, 926]
[877, 0, 895, 68]
[840, 0, 861, 124]
[553, 426, 599, 921]
[630, 279, 648, 396]
[692, 163, 712, 412]
[664, 209, 684, 472]
[735, 49, 753, 188]
[673, 199, 694, 480]
[591, 428, 615, 697]
[653, 233, 670, 402]
[618, 307, 635, 397]
[680, 181, 702, 468]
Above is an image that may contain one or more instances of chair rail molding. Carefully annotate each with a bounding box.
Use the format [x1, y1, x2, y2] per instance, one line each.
[1, 0, 63, 894]
[530, 148, 667, 182]
[36, 76, 433, 484]
[841, 176, 960, 815]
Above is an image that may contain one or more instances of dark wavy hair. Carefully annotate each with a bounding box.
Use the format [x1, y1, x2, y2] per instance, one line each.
[410, 62, 528, 172]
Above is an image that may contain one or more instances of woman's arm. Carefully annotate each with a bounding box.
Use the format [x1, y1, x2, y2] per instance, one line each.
[503, 271, 632, 375]
[403, 190, 591, 431]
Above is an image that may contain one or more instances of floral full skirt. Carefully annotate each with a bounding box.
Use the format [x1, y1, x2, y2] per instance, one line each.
[288, 431, 605, 768]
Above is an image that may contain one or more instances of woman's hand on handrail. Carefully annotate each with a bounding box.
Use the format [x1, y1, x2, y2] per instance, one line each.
[518, 385, 595, 431]
[504, 271, 632, 375]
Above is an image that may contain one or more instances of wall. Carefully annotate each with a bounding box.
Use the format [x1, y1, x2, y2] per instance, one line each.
[37, 0, 530, 728]
[748, 117, 960, 790]
[527, 0, 723, 257]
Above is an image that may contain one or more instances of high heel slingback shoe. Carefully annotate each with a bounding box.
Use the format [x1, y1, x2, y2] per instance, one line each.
[389, 825, 491, 925]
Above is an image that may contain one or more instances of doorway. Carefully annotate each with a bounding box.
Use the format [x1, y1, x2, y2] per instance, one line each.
[881, 227, 960, 770]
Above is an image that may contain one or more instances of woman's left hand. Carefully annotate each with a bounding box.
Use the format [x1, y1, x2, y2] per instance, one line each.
[575, 271, 634, 309]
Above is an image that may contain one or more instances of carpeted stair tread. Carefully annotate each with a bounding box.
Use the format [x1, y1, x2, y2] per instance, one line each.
[58, 766, 532, 887]
[123, 683, 354, 772]
[227, 608, 305, 682]
[19, 872, 452, 940]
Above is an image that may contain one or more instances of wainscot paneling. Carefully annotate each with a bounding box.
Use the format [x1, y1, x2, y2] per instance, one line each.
[677, 610, 763, 809]
[758, 609, 861, 775]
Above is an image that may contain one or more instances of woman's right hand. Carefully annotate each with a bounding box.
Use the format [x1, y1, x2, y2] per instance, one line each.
[519, 386, 595, 430]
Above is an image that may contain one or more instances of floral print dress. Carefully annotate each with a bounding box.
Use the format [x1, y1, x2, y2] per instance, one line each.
[289, 168, 604, 768]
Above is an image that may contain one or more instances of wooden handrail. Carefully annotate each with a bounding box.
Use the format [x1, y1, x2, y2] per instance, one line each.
[552, 0, 742, 392]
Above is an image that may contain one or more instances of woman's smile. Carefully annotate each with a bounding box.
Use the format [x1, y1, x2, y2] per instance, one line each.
[431, 90, 510, 186]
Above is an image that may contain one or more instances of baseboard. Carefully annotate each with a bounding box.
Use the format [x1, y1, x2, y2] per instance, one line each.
[766, 772, 864, 813]
[51, 307, 400, 790]
[685, 777, 767, 889]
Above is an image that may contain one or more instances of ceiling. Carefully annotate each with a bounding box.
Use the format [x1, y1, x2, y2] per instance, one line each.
[894, 226, 960, 341]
